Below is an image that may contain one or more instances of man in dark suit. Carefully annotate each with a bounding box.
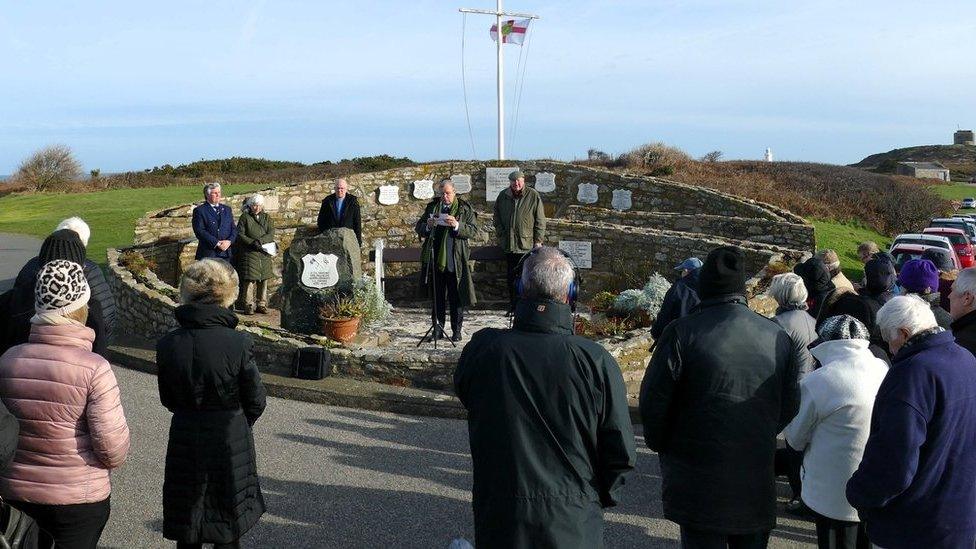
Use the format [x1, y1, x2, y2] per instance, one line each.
[317, 178, 362, 247]
[191, 182, 237, 260]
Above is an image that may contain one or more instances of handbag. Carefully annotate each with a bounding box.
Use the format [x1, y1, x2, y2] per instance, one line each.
[0, 501, 40, 549]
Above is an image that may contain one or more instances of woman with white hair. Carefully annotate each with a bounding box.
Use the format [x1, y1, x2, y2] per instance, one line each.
[156, 259, 267, 549]
[847, 295, 976, 548]
[234, 194, 276, 314]
[784, 315, 888, 549]
[769, 272, 817, 375]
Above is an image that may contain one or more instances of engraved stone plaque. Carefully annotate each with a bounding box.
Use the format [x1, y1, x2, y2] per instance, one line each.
[413, 180, 435, 200]
[611, 189, 633, 211]
[577, 183, 599, 204]
[558, 241, 592, 269]
[301, 253, 339, 289]
[450, 174, 472, 194]
[377, 185, 400, 205]
[534, 172, 556, 193]
[486, 166, 518, 202]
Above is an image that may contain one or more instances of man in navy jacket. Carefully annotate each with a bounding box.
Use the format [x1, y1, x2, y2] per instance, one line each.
[192, 183, 237, 261]
[847, 295, 976, 548]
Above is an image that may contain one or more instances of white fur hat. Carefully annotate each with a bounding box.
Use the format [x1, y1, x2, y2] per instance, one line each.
[55, 217, 91, 247]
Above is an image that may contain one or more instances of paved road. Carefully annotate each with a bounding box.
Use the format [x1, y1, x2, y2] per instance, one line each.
[0, 233, 42, 291]
[101, 366, 816, 548]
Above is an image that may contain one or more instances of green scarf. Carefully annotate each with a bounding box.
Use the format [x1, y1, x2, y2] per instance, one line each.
[436, 199, 459, 272]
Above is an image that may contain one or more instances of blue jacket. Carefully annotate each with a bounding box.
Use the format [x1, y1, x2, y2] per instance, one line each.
[192, 202, 237, 260]
[846, 330, 976, 548]
[650, 269, 700, 340]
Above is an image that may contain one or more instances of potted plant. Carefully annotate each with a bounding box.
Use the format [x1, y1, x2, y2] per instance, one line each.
[319, 292, 367, 343]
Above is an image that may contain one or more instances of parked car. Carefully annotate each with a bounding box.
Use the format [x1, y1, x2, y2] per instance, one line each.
[922, 227, 974, 268]
[890, 243, 963, 271]
[930, 217, 976, 245]
[890, 233, 956, 258]
[962, 197, 976, 209]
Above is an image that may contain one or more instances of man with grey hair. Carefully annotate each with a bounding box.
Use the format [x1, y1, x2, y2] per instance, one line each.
[454, 246, 636, 547]
[949, 267, 976, 355]
[317, 178, 362, 247]
[191, 182, 237, 260]
[847, 295, 976, 548]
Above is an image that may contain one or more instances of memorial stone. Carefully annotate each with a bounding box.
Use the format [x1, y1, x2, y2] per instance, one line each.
[378, 185, 400, 205]
[534, 172, 556, 193]
[486, 167, 518, 202]
[450, 174, 473, 194]
[577, 183, 599, 204]
[413, 180, 435, 200]
[611, 189, 633, 211]
[280, 228, 363, 334]
[558, 240, 592, 269]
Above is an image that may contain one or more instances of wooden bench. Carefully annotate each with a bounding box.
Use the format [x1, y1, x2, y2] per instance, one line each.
[369, 245, 506, 263]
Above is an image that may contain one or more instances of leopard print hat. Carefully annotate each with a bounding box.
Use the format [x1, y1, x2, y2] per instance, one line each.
[34, 259, 91, 315]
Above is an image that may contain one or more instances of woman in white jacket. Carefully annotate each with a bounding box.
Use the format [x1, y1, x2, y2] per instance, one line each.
[784, 314, 888, 549]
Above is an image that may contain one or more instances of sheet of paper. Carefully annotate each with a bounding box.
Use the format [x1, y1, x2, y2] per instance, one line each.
[262, 242, 278, 256]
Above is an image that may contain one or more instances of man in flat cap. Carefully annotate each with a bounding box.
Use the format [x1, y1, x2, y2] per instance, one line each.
[493, 170, 546, 314]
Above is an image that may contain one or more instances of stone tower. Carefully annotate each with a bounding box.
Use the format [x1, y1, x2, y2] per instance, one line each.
[954, 130, 975, 146]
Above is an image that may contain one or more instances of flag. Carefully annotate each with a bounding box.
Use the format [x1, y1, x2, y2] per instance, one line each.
[490, 19, 530, 45]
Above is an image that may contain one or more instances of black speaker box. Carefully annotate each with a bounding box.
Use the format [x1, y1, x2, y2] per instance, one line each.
[292, 346, 331, 380]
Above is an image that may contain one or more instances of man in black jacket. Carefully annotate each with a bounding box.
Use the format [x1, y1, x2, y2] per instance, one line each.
[640, 246, 802, 548]
[949, 267, 976, 355]
[317, 178, 362, 247]
[455, 247, 636, 548]
[651, 257, 701, 340]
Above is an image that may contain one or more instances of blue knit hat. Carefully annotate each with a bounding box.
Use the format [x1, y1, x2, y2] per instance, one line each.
[898, 259, 940, 294]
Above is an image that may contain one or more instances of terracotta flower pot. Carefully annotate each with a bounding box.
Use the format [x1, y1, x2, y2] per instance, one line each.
[322, 317, 361, 343]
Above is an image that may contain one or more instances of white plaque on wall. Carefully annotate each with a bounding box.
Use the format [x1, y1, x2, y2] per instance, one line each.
[301, 253, 339, 289]
[611, 189, 633, 211]
[412, 180, 435, 200]
[558, 241, 592, 269]
[534, 172, 556, 193]
[486, 166, 518, 202]
[377, 185, 400, 205]
[577, 183, 599, 204]
[450, 174, 473, 194]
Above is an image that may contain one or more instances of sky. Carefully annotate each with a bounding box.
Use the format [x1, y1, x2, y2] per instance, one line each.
[1, 0, 975, 173]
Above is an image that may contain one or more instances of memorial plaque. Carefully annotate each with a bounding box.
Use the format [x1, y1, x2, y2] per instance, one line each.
[577, 183, 599, 204]
[611, 189, 633, 211]
[378, 185, 400, 205]
[534, 172, 556, 193]
[558, 240, 592, 269]
[486, 166, 518, 202]
[412, 179, 435, 200]
[301, 253, 340, 288]
[450, 174, 472, 194]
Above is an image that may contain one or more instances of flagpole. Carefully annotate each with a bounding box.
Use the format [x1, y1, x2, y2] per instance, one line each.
[496, 0, 504, 160]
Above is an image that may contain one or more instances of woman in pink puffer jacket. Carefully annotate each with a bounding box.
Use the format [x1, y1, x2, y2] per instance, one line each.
[0, 260, 130, 549]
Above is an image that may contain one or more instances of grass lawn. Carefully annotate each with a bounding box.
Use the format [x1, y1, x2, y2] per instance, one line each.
[0, 184, 269, 265]
[928, 182, 976, 202]
[810, 218, 892, 280]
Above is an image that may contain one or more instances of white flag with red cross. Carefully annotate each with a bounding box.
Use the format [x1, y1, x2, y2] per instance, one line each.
[489, 18, 530, 45]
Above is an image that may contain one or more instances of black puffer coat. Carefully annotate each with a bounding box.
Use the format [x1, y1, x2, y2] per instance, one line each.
[1, 257, 114, 357]
[156, 303, 267, 545]
[640, 295, 801, 534]
[455, 299, 636, 548]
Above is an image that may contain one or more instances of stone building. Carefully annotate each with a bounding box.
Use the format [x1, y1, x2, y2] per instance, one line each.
[954, 130, 975, 146]
[896, 161, 950, 182]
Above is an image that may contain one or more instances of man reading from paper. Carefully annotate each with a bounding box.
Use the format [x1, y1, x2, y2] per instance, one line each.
[415, 179, 478, 342]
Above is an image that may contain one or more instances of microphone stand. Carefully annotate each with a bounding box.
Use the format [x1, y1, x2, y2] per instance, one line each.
[418, 200, 457, 349]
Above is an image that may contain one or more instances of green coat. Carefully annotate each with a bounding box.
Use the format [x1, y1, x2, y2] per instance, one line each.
[415, 198, 478, 306]
[235, 211, 275, 281]
[493, 186, 546, 254]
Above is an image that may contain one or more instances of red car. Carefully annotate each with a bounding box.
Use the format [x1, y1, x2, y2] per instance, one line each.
[890, 243, 962, 272]
[922, 227, 974, 268]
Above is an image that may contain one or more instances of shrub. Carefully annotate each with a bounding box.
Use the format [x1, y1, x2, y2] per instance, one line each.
[119, 250, 157, 279]
[618, 142, 692, 173]
[12, 144, 82, 192]
[700, 150, 723, 162]
[353, 276, 392, 326]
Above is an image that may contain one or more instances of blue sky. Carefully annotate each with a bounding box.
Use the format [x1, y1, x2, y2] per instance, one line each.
[1, 1, 974, 173]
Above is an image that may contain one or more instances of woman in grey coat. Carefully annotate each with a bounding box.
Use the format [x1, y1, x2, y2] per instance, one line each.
[770, 273, 817, 375]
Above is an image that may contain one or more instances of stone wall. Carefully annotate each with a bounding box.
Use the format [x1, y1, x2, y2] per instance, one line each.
[564, 206, 816, 252]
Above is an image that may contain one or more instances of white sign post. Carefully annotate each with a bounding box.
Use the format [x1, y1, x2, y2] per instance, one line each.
[301, 253, 340, 289]
[577, 183, 599, 204]
[413, 180, 435, 200]
[486, 167, 518, 202]
[558, 241, 592, 269]
[377, 185, 400, 206]
[450, 174, 473, 194]
[534, 172, 556, 192]
[611, 189, 633, 211]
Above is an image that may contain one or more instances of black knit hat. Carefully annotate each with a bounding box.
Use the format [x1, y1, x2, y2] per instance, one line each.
[699, 246, 747, 298]
[38, 229, 86, 266]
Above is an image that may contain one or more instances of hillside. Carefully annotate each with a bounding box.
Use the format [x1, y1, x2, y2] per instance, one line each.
[851, 144, 976, 181]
